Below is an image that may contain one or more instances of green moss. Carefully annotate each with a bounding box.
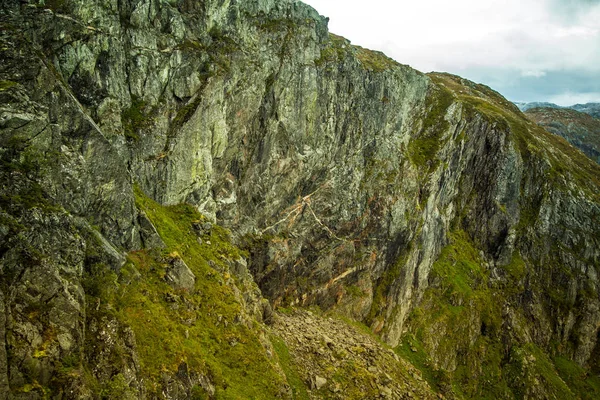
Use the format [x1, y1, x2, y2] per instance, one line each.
[206, 26, 240, 76]
[0, 80, 18, 91]
[354, 46, 398, 72]
[329, 360, 379, 399]
[176, 39, 203, 52]
[121, 96, 152, 141]
[315, 33, 349, 67]
[101, 374, 136, 400]
[345, 285, 367, 298]
[271, 335, 310, 400]
[40, 0, 67, 12]
[0, 182, 59, 212]
[505, 344, 575, 400]
[400, 230, 507, 399]
[0, 138, 62, 213]
[501, 251, 526, 283]
[408, 83, 454, 171]
[554, 356, 600, 399]
[258, 18, 296, 33]
[87, 186, 286, 398]
[429, 230, 486, 297]
[190, 385, 210, 400]
[395, 334, 443, 391]
[170, 95, 204, 136]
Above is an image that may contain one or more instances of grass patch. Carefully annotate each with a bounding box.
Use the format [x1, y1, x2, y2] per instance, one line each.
[408, 82, 454, 172]
[504, 344, 575, 400]
[429, 231, 486, 297]
[90, 187, 285, 398]
[121, 96, 153, 141]
[400, 230, 507, 398]
[395, 334, 443, 391]
[315, 33, 350, 66]
[0, 80, 18, 91]
[354, 46, 398, 72]
[554, 356, 600, 399]
[271, 335, 310, 400]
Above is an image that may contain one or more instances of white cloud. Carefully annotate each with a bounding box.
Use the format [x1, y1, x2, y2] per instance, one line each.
[549, 92, 600, 106]
[521, 70, 547, 78]
[302, 0, 600, 102]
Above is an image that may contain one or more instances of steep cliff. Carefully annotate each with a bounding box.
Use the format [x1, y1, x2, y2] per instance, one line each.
[1, 0, 600, 399]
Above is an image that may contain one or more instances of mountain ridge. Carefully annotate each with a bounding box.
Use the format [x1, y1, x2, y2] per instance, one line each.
[524, 106, 600, 165]
[516, 101, 600, 119]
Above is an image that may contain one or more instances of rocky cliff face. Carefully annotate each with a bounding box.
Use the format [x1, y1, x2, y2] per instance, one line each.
[1, 0, 600, 399]
[525, 107, 600, 164]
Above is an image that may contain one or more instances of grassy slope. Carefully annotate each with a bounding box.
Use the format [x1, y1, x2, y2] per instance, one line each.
[92, 187, 286, 398]
[400, 230, 600, 399]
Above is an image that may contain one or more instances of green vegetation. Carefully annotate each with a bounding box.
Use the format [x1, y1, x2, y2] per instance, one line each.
[0, 136, 62, 214]
[354, 46, 398, 72]
[271, 335, 310, 400]
[397, 229, 600, 399]
[121, 96, 153, 141]
[328, 360, 379, 398]
[408, 83, 454, 172]
[39, 0, 67, 12]
[170, 95, 204, 136]
[504, 344, 576, 399]
[395, 334, 446, 392]
[314, 33, 350, 67]
[554, 356, 600, 399]
[85, 187, 285, 398]
[0, 80, 18, 91]
[345, 284, 367, 298]
[101, 374, 136, 400]
[399, 230, 505, 398]
[501, 251, 526, 284]
[207, 26, 240, 76]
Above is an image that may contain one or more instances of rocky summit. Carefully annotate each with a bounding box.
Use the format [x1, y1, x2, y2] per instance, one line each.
[1, 1, 600, 399]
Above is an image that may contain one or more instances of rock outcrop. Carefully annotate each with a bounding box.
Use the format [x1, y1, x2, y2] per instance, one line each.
[1, 0, 600, 398]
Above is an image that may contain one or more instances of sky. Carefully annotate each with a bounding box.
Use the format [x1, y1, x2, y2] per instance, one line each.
[302, 0, 600, 106]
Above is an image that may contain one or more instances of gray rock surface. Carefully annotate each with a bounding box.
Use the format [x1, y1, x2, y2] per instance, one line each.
[165, 257, 196, 291]
[0, 0, 599, 398]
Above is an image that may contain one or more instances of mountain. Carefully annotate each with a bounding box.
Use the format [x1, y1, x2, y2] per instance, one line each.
[516, 102, 600, 119]
[571, 103, 600, 119]
[515, 102, 562, 112]
[1, 1, 600, 399]
[525, 107, 600, 164]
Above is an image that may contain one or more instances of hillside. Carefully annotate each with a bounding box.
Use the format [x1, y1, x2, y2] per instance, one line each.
[525, 107, 600, 164]
[516, 102, 600, 120]
[1, 0, 600, 399]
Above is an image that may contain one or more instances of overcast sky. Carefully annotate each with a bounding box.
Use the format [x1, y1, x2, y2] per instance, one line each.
[302, 0, 600, 106]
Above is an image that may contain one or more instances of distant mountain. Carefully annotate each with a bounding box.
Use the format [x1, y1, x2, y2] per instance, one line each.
[516, 102, 600, 119]
[570, 103, 600, 119]
[524, 107, 600, 164]
[515, 102, 562, 112]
